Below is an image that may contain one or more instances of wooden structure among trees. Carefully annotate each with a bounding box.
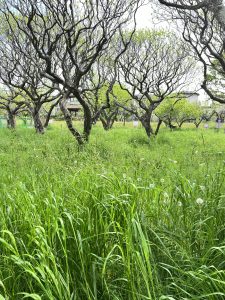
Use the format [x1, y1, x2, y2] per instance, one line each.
[54, 99, 82, 116]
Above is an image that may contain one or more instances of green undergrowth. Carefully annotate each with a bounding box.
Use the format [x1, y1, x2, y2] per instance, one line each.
[0, 126, 225, 299]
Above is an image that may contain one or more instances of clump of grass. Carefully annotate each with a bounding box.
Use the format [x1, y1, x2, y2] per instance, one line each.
[128, 135, 151, 148]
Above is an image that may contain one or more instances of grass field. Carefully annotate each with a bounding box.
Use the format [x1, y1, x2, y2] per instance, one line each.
[0, 125, 225, 299]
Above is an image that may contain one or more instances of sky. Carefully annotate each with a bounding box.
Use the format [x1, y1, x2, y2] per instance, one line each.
[136, 3, 153, 29]
[135, 2, 170, 29]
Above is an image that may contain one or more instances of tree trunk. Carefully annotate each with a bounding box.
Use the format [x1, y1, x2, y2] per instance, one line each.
[141, 117, 153, 138]
[143, 125, 151, 138]
[44, 101, 59, 128]
[7, 111, 16, 129]
[163, 119, 176, 130]
[33, 110, 45, 134]
[123, 116, 126, 126]
[103, 120, 113, 130]
[195, 119, 203, 128]
[100, 117, 110, 130]
[44, 113, 51, 129]
[104, 123, 111, 131]
[83, 107, 92, 142]
[100, 109, 118, 131]
[59, 99, 84, 145]
[155, 119, 163, 136]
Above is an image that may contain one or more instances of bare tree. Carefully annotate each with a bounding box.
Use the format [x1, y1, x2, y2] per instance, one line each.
[78, 54, 117, 126]
[1, 0, 142, 144]
[117, 30, 194, 138]
[80, 56, 130, 130]
[156, 0, 225, 104]
[0, 30, 61, 133]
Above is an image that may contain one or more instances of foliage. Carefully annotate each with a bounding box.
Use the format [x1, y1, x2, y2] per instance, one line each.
[95, 83, 131, 106]
[155, 96, 203, 127]
[130, 28, 166, 44]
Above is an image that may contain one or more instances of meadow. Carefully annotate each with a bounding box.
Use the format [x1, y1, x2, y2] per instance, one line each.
[0, 124, 225, 300]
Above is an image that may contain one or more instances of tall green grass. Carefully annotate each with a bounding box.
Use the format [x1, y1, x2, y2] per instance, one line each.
[0, 126, 224, 299]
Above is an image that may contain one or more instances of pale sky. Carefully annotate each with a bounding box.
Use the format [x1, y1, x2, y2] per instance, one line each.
[136, 2, 169, 29]
[136, 3, 153, 29]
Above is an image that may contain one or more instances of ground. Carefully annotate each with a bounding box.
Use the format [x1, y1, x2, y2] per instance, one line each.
[0, 124, 225, 299]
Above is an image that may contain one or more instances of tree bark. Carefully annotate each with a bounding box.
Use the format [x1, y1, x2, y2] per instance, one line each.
[155, 119, 163, 136]
[123, 116, 126, 126]
[44, 101, 59, 128]
[140, 116, 153, 138]
[83, 107, 93, 142]
[33, 110, 45, 134]
[100, 118, 113, 130]
[100, 109, 118, 131]
[7, 111, 16, 129]
[100, 117, 110, 130]
[43, 113, 52, 129]
[59, 99, 84, 145]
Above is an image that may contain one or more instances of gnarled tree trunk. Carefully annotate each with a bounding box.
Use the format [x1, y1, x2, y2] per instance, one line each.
[44, 101, 59, 128]
[155, 119, 163, 136]
[100, 108, 119, 131]
[83, 107, 92, 142]
[59, 98, 84, 145]
[32, 110, 45, 134]
[7, 110, 16, 129]
[140, 115, 154, 138]
[100, 117, 111, 130]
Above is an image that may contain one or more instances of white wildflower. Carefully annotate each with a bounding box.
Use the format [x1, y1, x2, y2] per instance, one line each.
[162, 192, 169, 205]
[149, 183, 155, 189]
[177, 201, 182, 207]
[7, 206, 11, 214]
[199, 185, 205, 192]
[163, 199, 169, 205]
[196, 198, 204, 205]
[163, 192, 169, 199]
